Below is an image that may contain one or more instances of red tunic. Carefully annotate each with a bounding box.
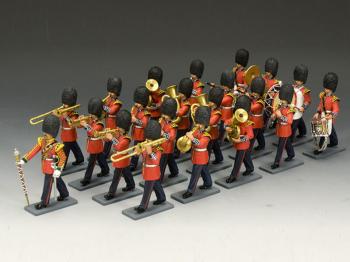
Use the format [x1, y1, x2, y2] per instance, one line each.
[23, 137, 66, 175]
[209, 108, 222, 140]
[221, 93, 234, 121]
[60, 111, 79, 142]
[131, 106, 150, 141]
[233, 122, 254, 150]
[148, 90, 164, 118]
[141, 146, 162, 181]
[111, 134, 131, 168]
[86, 119, 104, 154]
[275, 106, 294, 138]
[317, 92, 340, 123]
[235, 68, 246, 86]
[160, 118, 177, 154]
[191, 129, 211, 165]
[250, 99, 264, 129]
[189, 80, 204, 105]
[104, 97, 122, 129]
[263, 76, 280, 93]
[177, 100, 191, 130]
[301, 87, 311, 106]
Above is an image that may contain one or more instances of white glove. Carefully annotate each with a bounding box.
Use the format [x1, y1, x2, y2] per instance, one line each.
[53, 169, 61, 178]
[19, 159, 25, 165]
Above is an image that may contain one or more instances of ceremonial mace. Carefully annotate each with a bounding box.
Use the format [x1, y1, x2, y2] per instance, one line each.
[14, 148, 30, 206]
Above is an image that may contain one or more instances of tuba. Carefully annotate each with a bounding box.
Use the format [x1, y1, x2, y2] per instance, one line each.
[29, 104, 80, 125]
[162, 85, 181, 124]
[226, 108, 248, 142]
[145, 79, 159, 92]
[176, 125, 200, 153]
[190, 93, 209, 121]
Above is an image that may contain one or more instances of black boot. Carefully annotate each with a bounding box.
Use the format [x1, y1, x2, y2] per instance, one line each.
[313, 150, 322, 155]
[35, 203, 47, 210]
[104, 193, 114, 200]
[199, 185, 211, 190]
[97, 172, 109, 177]
[122, 186, 135, 192]
[80, 180, 90, 186]
[153, 199, 166, 205]
[242, 170, 253, 176]
[134, 206, 145, 213]
[270, 163, 279, 169]
[226, 176, 236, 183]
[72, 160, 84, 166]
[168, 173, 178, 178]
[212, 159, 223, 165]
[57, 195, 67, 201]
[182, 191, 193, 199]
[284, 156, 294, 162]
[254, 145, 265, 151]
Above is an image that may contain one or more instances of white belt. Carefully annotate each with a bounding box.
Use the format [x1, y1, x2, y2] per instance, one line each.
[194, 148, 207, 152]
[211, 125, 218, 127]
[107, 115, 116, 118]
[134, 126, 143, 129]
[280, 123, 288, 126]
[63, 127, 73, 130]
[89, 137, 101, 141]
[222, 106, 232, 109]
[251, 114, 262, 117]
[325, 110, 332, 113]
[45, 158, 53, 161]
[144, 164, 158, 168]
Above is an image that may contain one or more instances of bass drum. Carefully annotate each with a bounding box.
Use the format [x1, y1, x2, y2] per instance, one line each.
[311, 115, 332, 151]
[264, 82, 281, 117]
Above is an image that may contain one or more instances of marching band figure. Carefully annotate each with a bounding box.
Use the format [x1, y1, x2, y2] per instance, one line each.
[135, 120, 166, 213]
[80, 98, 110, 186]
[59, 88, 84, 166]
[174, 77, 193, 158]
[249, 76, 266, 151]
[225, 95, 254, 182]
[189, 59, 205, 105]
[291, 65, 311, 141]
[19, 115, 69, 209]
[103, 77, 123, 158]
[313, 72, 340, 154]
[104, 110, 135, 200]
[270, 84, 295, 169]
[182, 106, 212, 199]
[208, 86, 224, 164]
[130, 86, 151, 171]
[233, 48, 249, 93]
[159, 97, 179, 181]
[147, 66, 165, 120]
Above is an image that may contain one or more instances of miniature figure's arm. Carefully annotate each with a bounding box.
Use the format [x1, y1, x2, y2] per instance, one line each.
[108, 103, 121, 115]
[88, 123, 103, 137]
[177, 104, 190, 117]
[221, 95, 233, 106]
[332, 100, 340, 118]
[192, 135, 210, 148]
[115, 137, 129, 152]
[164, 127, 177, 142]
[209, 113, 221, 126]
[251, 102, 263, 113]
[303, 91, 311, 108]
[22, 139, 41, 162]
[55, 144, 67, 170]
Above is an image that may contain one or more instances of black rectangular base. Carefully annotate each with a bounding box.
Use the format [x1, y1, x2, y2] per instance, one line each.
[24, 196, 78, 216]
[122, 201, 174, 220]
[92, 188, 143, 206]
[175, 154, 191, 164]
[170, 186, 220, 204]
[259, 158, 304, 174]
[303, 146, 346, 160]
[186, 161, 231, 175]
[61, 162, 88, 176]
[272, 136, 313, 147]
[139, 174, 188, 188]
[68, 174, 112, 191]
[229, 149, 273, 161]
[215, 172, 262, 189]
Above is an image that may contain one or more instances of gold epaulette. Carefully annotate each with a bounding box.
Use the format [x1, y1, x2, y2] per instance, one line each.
[203, 132, 212, 139]
[247, 120, 255, 126]
[333, 95, 340, 102]
[37, 136, 44, 146]
[124, 135, 132, 141]
[114, 99, 123, 105]
[96, 121, 104, 127]
[303, 87, 311, 94]
[70, 111, 79, 117]
[226, 93, 235, 98]
[183, 100, 191, 106]
[257, 99, 265, 106]
[158, 89, 165, 95]
[214, 109, 222, 116]
[55, 143, 65, 152]
[144, 110, 151, 116]
[319, 91, 326, 99]
[289, 107, 296, 113]
[197, 81, 205, 88]
[171, 122, 178, 128]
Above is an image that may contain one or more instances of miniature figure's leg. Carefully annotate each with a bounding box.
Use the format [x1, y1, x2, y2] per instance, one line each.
[108, 168, 123, 194]
[200, 165, 212, 187]
[329, 126, 338, 146]
[243, 150, 254, 172]
[249, 129, 257, 151]
[187, 165, 203, 193]
[159, 154, 168, 182]
[123, 167, 135, 188]
[212, 139, 223, 162]
[167, 153, 179, 176]
[297, 117, 307, 136]
[83, 154, 97, 182]
[218, 120, 226, 144]
[291, 119, 300, 142]
[56, 177, 69, 198]
[70, 141, 84, 163]
[256, 128, 265, 148]
[153, 180, 166, 202]
[130, 141, 141, 169]
[139, 180, 155, 209]
[274, 137, 287, 165]
[41, 174, 54, 206]
[285, 136, 295, 158]
[263, 110, 270, 131]
[103, 141, 113, 159]
[97, 153, 110, 175]
[207, 140, 213, 161]
[229, 150, 245, 179]
[63, 142, 71, 166]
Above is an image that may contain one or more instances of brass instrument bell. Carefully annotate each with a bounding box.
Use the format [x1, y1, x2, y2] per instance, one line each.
[145, 79, 159, 92]
[244, 65, 261, 86]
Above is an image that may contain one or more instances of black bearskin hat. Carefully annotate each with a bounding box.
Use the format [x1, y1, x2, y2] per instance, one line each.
[194, 106, 211, 127]
[107, 77, 122, 96]
[234, 95, 251, 113]
[250, 76, 265, 97]
[209, 87, 224, 107]
[116, 110, 131, 132]
[279, 84, 294, 104]
[265, 57, 279, 78]
[148, 66, 163, 86]
[145, 120, 161, 140]
[133, 86, 150, 107]
[323, 72, 338, 92]
[88, 97, 103, 117]
[61, 88, 77, 106]
[161, 97, 177, 119]
[235, 48, 249, 67]
[293, 64, 308, 83]
[178, 77, 193, 98]
[220, 70, 235, 89]
[42, 115, 60, 138]
[190, 59, 204, 78]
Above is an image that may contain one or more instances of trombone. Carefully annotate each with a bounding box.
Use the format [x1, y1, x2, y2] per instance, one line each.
[110, 138, 166, 162]
[29, 104, 80, 125]
[93, 128, 119, 139]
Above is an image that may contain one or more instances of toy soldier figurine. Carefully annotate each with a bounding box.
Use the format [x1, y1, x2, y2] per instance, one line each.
[208, 86, 224, 164]
[19, 115, 69, 210]
[270, 84, 295, 169]
[159, 97, 179, 181]
[80, 98, 110, 186]
[249, 77, 266, 151]
[225, 95, 254, 182]
[182, 106, 212, 199]
[59, 88, 84, 166]
[147, 66, 165, 120]
[174, 77, 193, 158]
[233, 48, 249, 94]
[291, 65, 311, 141]
[104, 110, 135, 200]
[103, 77, 123, 158]
[313, 72, 340, 154]
[189, 59, 205, 105]
[130, 86, 151, 171]
[135, 120, 166, 213]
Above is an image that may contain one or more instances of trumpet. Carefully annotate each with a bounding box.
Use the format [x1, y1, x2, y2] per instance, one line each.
[162, 85, 182, 124]
[110, 137, 166, 162]
[176, 125, 200, 153]
[226, 108, 248, 142]
[67, 115, 93, 127]
[102, 95, 110, 103]
[93, 128, 119, 139]
[29, 104, 80, 125]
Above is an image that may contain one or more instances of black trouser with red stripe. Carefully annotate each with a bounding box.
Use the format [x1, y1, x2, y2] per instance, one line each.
[41, 174, 69, 206]
[160, 153, 179, 182]
[230, 149, 254, 178]
[207, 139, 224, 162]
[274, 136, 295, 164]
[63, 141, 84, 166]
[108, 167, 135, 194]
[103, 141, 113, 159]
[83, 153, 110, 182]
[130, 140, 142, 169]
[250, 128, 265, 149]
[139, 180, 166, 209]
[187, 164, 212, 193]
